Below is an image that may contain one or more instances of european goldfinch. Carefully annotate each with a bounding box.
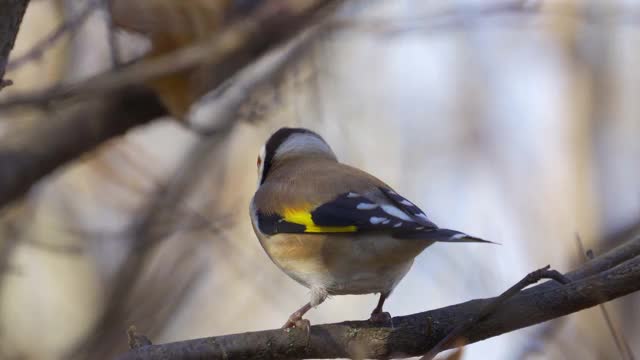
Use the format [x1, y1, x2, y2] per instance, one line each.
[250, 127, 491, 329]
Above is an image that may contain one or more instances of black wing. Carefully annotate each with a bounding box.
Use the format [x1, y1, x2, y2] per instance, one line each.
[255, 188, 438, 235]
[256, 188, 493, 243]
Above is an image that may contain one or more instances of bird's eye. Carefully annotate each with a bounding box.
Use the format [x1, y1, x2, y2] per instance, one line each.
[257, 156, 262, 168]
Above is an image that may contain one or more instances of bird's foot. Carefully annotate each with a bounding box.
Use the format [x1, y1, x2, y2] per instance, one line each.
[282, 318, 310, 330]
[282, 312, 311, 333]
[368, 311, 391, 323]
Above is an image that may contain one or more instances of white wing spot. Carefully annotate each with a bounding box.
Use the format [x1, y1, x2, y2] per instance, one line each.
[416, 213, 429, 221]
[382, 219, 390, 224]
[394, 222, 402, 228]
[347, 192, 360, 198]
[400, 199, 414, 206]
[416, 226, 425, 230]
[450, 233, 467, 240]
[381, 205, 412, 221]
[370, 217, 389, 225]
[356, 203, 378, 210]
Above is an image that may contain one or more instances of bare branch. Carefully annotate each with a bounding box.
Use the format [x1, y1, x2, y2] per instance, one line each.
[67, 80, 239, 360]
[58, 1, 346, 358]
[575, 234, 636, 360]
[190, 16, 324, 134]
[5, 0, 101, 72]
[116, 236, 640, 360]
[0, 0, 30, 89]
[0, 85, 166, 208]
[0, 0, 343, 110]
[421, 265, 570, 360]
[0, 0, 342, 211]
[102, 0, 122, 68]
[329, 1, 640, 36]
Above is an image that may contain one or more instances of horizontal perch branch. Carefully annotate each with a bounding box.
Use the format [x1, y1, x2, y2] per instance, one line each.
[117, 236, 640, 359]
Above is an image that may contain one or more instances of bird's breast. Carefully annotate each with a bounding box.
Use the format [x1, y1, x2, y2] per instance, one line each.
[250, 198, 432, 294]
[254, 228, 431, 294]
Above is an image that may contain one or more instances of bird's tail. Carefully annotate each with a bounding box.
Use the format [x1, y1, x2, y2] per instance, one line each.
[430, 229, 497, 244]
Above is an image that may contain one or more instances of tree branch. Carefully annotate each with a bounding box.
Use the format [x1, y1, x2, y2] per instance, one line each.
[421, 265, 570, 360]
[0, 0, 342, 210]
[5, 0, 101, 72]
[0, 0, 342, 110]
[0, 0, 30, 89]
[0, 85, 167, 207]
[575, 234, 636, 360]
[116, 236, 640, 360]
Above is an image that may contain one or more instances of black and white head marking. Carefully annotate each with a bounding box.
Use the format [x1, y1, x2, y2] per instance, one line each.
[256, 145, 266, 187]
[257, 127, 336, 186]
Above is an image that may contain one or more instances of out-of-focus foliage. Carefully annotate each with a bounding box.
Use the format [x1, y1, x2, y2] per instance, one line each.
[0, 0, 639, 359]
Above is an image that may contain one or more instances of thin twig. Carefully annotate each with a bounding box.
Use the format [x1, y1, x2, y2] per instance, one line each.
[21, 238, 84, 254]
[575, 234, 635, 360]
[329, 1, 640, 36]
[68, 136, 230, 358]
[6, 0, 102, 71]
[189, 17, 324, 134]
[127, 326, 152, 349]
[0, 0, 341, 211]
[330, 0, 537, 35]
[421, 265, 571, 360]
[0, 0, 342, 111]
[102, 0, 122, 68]
[0, 0, 29, 90]
[0, 212, 27, 349]
[8, 0, 640, 109]
[67, 2, 343, 356]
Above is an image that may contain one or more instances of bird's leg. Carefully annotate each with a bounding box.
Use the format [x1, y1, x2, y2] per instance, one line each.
[369, 292, 392, 323]
[282, 288, 326, 332]
[282, 302, 312, 330]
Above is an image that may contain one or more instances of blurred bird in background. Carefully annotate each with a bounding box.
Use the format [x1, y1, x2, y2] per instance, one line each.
[109, 0, 261, 118]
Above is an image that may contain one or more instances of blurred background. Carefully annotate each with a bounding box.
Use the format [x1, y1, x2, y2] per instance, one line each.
[0, 0, 639, 359]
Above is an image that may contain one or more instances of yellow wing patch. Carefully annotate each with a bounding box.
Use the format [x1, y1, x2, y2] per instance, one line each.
[282, 208, 357, 233]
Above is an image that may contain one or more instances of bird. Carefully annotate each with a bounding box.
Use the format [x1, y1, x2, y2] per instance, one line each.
[250, 127, 493, 329]
[110, 0, 260, 118]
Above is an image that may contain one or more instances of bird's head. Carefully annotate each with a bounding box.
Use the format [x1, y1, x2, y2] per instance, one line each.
[256, 127, 336, 186]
